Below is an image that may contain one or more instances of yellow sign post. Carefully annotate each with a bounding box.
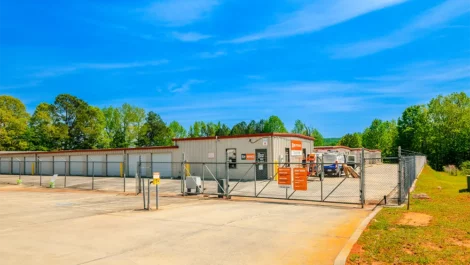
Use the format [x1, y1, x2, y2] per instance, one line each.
[152, 172, 161, 210]
[32, 163, 35, 175]
[120, 163, 123, 177]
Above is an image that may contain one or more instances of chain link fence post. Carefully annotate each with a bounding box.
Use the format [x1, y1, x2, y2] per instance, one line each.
[398, 146, 402, 204]
[360, 148, 366, 207]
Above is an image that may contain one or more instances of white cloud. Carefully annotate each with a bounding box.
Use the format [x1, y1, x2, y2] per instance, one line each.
[222, 0, 407, 44]
[32, 60, 168, 78]
[146, 0, 218, 26]
[168, 80, 205, 93]
[198, 51, 226, 59]
[0, 80, 42, 90]
[172, 31, 211, 42]
[333, 0, 470, 58]
[358, 60, 470, 83]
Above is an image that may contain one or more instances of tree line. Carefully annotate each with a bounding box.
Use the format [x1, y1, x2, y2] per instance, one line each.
[0, 94, 323, 151]
[1, 92, 468, 171]
[335, 92, 470, 170]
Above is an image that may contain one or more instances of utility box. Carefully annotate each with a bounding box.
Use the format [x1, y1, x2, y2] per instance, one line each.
[186, 176, 202, 193]
[217, 179, 226, 197]
[467, 175, 470, 191]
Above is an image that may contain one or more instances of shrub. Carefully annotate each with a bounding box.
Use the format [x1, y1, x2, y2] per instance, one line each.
[443, 165, 458, 176]
[460, 161, 470, 175]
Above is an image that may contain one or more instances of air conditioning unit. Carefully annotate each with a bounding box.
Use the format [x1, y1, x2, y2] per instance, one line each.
[186, 176, 202, 193]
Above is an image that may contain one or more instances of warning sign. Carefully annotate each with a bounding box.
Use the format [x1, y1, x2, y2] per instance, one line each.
[293, 168, 307, 191]
[278, 167, 292, 188]
[153, 172, 161, 185]
[291, 140, 302, 156]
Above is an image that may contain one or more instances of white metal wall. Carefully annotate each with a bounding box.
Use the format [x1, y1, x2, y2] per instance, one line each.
[88, 155, 105, 176]
[107, 155, 123, 177]
[39, 156, 54, 175]
[152, 153, 172, 177]
[0, 158, 10, 174]
[70, 156, 86, 176]
[53, 156, 67, 175]
[128, 154, 148, 177]
[24, 157, 36, 175]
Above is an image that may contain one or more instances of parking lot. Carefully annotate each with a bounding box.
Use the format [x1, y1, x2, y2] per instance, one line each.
[0, 163, 399, 205]
[0, 184, 370, 265]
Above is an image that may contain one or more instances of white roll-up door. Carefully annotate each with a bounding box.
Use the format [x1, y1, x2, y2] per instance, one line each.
[152, 153, 172, 177]
[88, 155, 105, 176]
[107, 155, 123, 177]
[128, 154, 147, 177]
[0, 158, 10, 174]
[70, 156, 86, 176]
[25, 157, 36, 175]
[39, 156, 53, 175]
[54, 156, 67, 175]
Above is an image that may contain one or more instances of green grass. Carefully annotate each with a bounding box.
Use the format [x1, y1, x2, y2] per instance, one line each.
[348, 165, 470, 265]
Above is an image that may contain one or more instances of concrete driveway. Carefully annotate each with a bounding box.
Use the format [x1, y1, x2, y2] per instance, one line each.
[0, 185, 370, 265]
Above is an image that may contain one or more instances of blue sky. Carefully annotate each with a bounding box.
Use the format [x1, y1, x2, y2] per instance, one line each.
[1, 0, 469, 137]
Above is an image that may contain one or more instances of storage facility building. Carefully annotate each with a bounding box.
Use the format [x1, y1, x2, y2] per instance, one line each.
[0, 133, 314, 180]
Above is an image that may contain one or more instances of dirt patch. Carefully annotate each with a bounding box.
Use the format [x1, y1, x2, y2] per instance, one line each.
[397, 212, 432, 227]
[449, 238, 470, 248]
[350, 243, 364, 255]
[423, 242, 442, 251]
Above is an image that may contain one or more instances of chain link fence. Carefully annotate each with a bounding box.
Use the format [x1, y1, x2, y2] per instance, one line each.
[0, 149, 426, 207]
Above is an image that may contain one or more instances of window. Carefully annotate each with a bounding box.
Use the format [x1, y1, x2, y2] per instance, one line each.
[226, 148, 237, 169]
[284, 148, 290, 167]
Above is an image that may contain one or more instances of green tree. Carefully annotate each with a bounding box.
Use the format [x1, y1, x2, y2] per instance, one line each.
[216, 123, 231, 136]
[338, 133, 362, 148]
[188, 121, 202, 137]
[426, 92, 470, 170]
[136, 111, 171, 146]
[121, 103, 145, 147]
[231, 121, 248, 135]
[0, 95, 30, 150]
[311, 128, 324, 146]
[168, 121, 187, 139]
[28, 103, 67, 150]
[363, 119, 398, 156]
[102, 104, 145, 147]
[292, 120, 307, 134]
[397, 105, 429, 153]
[290, 119, 323, 145]
[52, 94, 106, 149]
[246, 120, 257, 134]
[264, 116, 287, 133]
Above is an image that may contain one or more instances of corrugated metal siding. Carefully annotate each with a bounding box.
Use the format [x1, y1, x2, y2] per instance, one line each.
[53, 156, 68, 175]
[175, 136, 270, 180]
[151, 153, 172, 177]
[24, 157, 36, 175]
[0, 157, 10, 174]
[39, 156, 54, 175]
[107, 155, 123, 177]
[70, 156, 86, 176]
[88, 155, 105, 176]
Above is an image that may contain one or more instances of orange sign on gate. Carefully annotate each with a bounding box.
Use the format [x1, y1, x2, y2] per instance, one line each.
[278, 167, 292, 188]
[293, 168, 308, 191]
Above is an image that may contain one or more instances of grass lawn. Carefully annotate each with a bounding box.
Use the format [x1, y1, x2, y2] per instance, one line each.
[348, 165, 470, 265]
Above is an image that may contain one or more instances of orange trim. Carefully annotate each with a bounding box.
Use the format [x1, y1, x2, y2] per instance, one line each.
[173, 133, 315, 142]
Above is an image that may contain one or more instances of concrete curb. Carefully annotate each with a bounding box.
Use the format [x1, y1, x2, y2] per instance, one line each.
[333, 207, 383, 265]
